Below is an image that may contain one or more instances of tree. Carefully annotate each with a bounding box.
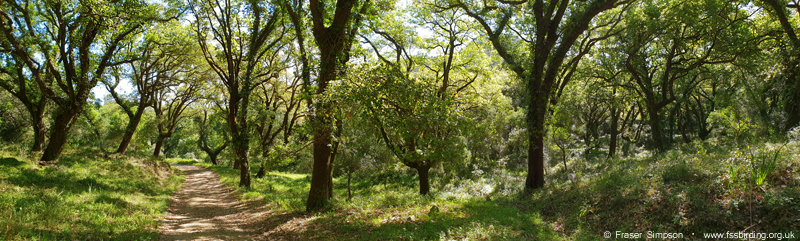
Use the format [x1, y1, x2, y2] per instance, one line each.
[253, 70, 303, 178]
[446, 0, 627, 189]
[0, 90, 36, 144]
[577, 46, 639, 157]
[0, 55, 48, 151]
[0, 0, 176, 163]
[350, 3, 484, 195]
[618, 0, 758, 150]
[759, 0, 800, 130]
[195, 108, 229, 165]
[192, 0, 286, 188]
[153, 82, 198, 157]
[294, 0, 372, 210]
[103, 22, 194, 154]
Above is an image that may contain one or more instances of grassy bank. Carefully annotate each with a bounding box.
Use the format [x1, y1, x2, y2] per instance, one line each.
[173, 136, 800, 240]
[0, 148, 183, 241]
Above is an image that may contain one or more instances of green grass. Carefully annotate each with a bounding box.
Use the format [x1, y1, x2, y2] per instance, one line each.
[173, 136, 800, 240]
[0, 147, 183, 241]
[168, 159, 561, 240]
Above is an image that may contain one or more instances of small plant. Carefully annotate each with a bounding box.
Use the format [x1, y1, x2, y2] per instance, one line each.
[727, 164, 740, 187]
[747, 146, 783, 187]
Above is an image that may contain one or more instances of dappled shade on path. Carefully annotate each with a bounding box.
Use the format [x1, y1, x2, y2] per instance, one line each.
[159, 164, 274, 241]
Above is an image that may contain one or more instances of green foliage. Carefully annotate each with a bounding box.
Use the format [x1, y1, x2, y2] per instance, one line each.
[0, 94, 28, 143]
[747, 146, 783, 187]
[708, 106, 752, 141]
[178, 134, 800, 239]
[3, 0, 800, 239]
[727, 164, 741, 187]
[172, 158, 560, 240]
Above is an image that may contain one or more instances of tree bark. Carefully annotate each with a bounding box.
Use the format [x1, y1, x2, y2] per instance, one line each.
[153, 135, 166, 157]
[40, 105, 80, 163]
[210, 152, 220, 165]
[304, 0, 369, 211]
[30, 102, 47, 152]
[238, 146, 251, 188]
[231, 94, 252, 187]
[256, 165, 266, 178]
[784, 59, 800, 130]
[609, 107, 619, 158]
[1, 69, 49, 152]
[116, 104, 146, 154]
[647, 104, 666, 151]
[307, 109, 334, 210]
[524, 92, 547, 189]
[307, 45, 339, 210]
[256, 149, 268, 178]
[417, 165, 431, 195]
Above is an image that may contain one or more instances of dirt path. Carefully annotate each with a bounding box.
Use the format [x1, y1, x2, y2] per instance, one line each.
[158, 164, 273, 241]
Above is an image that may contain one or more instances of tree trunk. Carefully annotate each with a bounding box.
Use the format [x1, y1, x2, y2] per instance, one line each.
[307, 108, 334, 211]
[680, 119, 691, 144]
[304, 0, 367, 211]
[229, 91, 243, 170]
[31, 110, 46, 152]
[210, 152, 219, 165]
[256, 165, 266, 178]
[327, 120, 342, 199]
[785, 60, 800, 130]
[116, 106, 146, 154]
[231, 118, 251, 187]
[525, 94, 547, 190]
[417, 165, 431, 195]
[256, 147, 271, 178]
[153, 135, 165, 157]
[668, 103, 679, 143]
[609, 107, 619, 158]
[699, 126, 712, 140]
[761, 0, 800, 130]
[233, 156, 242, 170]
[40, 106, 80, 163]
[559, 143, 568, 171]
[238, 147, 251, 188]
[647, 104, 666, 151]
[256, 149, 267, 178]
[236, 85, 253, 187]
[524, 127, 546, 190]
[199, 140, 226, 165]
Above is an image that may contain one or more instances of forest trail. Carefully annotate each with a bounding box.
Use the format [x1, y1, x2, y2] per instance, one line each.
[158, 164, 273, 241]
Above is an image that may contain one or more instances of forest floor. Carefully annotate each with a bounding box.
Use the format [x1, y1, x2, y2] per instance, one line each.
[1, 136, 798, 240]
[158, 163, 356, 241]
[167, 136, 800, 240]
[0, 148, 183, 240]
[158, 164, 274, 240]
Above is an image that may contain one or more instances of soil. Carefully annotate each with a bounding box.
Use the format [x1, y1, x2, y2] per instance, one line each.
[158, 164, 274, 241]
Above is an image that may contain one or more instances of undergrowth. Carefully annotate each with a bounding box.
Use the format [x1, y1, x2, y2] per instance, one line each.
[0, 147, 183, 241]
[174, 134, 800, 240]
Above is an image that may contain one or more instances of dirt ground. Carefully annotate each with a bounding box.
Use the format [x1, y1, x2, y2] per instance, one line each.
[158, 164, 275, 241]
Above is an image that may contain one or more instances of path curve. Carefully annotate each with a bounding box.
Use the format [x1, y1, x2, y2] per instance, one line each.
[158, 164, 272, 241]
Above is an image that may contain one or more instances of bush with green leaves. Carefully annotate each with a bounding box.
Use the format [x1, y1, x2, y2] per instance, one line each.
[708, 106, 751, 142]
